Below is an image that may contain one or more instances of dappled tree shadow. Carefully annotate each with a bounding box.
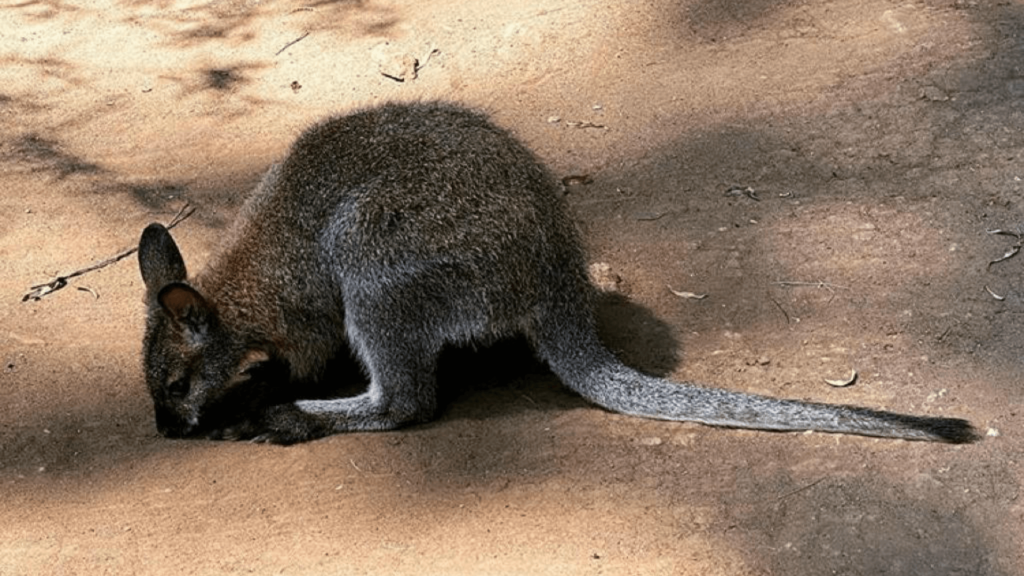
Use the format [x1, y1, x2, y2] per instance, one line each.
[682, 0, 800, 42]
[1, 0, 82, 20]
[204, 66, 249, 91]
[111, 180, 190, 211]
[116, 0, 396, 47]
[5, 133, 103, 179]
[0, 55, 85, 89]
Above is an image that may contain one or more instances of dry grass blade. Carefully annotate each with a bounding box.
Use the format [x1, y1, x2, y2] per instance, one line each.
[986, 227, 1024, 268]
[667, 286, 707, 300]
[984, 285, 1006, 301]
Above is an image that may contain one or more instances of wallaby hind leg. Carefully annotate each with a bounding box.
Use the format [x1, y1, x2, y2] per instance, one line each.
[252, 313, 440, 444]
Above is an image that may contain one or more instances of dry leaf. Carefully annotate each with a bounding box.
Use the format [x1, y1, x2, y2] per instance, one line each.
[824, 370, 858, 387]
[668, 286, 707, 300]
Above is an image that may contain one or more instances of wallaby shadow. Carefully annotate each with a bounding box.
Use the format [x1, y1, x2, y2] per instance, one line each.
[437, 292, 681, 423]
[203, 291, 682, 433]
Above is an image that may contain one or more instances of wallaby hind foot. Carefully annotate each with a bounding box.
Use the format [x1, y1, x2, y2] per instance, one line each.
[138, 101, 977, 445]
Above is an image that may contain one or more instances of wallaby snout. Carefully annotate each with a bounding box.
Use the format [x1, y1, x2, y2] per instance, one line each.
[153, 404, 197, 438]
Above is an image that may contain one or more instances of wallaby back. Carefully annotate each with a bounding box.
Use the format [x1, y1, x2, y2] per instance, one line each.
[138, 101, 976, 444]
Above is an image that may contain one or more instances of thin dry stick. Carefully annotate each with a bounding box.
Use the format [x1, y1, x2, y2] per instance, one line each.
[767, 292, 791, 324]
[275, 32, 310, 56]
[772, 280, 849, 290]
[986, 228, 1023, 269]
[772, 280, 847, 306]
[22, 203, 196, 302]
[773, 477, 826, 503]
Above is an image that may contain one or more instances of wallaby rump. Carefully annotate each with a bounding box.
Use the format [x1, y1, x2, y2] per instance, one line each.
[137, 101, 976, 445]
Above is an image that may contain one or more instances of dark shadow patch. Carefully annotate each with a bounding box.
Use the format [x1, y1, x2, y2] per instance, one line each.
[205, 67, 246, 91]
[94, 170, 252, 232]
[7, 133, 102, 179]
[182, 24, 231, 42]
[358, 16, 402, 37]
[163, 63, 265, 97]
[428, 296, 679, 424]
[596, 291, 680, 377]
[684, 0, 800, 42]
[107, 180, 191, 211]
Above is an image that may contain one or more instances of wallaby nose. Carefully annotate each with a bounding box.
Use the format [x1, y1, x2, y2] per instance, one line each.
[154, 407, 195, 438]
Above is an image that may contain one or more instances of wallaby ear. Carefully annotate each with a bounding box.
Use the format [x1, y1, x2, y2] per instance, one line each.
[157, 283, 213, 334]
[139, 223, 187, 293]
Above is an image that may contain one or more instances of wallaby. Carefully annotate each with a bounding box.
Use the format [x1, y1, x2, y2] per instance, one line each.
[138, 101, 976, 445]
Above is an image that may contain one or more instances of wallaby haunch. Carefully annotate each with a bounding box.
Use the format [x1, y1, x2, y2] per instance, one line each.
[138, 101, 976, 444]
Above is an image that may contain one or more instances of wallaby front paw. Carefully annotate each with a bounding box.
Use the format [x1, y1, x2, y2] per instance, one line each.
[206, 418, 264, 442]
[250, 403, 332, 445]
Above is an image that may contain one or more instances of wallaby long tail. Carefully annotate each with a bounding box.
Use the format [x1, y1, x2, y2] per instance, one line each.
[535, 318, 977, 444]
[574, 362, 974, 443]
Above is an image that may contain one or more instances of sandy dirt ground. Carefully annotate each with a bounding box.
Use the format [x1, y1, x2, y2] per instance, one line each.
[1, 0, 1022, 574]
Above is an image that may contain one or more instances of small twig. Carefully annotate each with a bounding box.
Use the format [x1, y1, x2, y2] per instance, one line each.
[565, 120, 606, 129]
[773, 280, 845, 305]
[987, 244, 1021, 268]
[984, 285, 1006, 301]
[767, 293, 791, 324]
[166, 202, 195, 229]
[774, 478, 826, 502]
[725, 185, 760, 201]
[22, 203, 195, 302]
[773, 280, 848, 291]
[416, 46, 440, 73]
[275, 32, 310, 56]
[986, 227, 1024, 269]
[986, 228, 1023, 239]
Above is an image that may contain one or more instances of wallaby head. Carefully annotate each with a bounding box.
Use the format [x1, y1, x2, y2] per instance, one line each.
[138, 223, 269, 438]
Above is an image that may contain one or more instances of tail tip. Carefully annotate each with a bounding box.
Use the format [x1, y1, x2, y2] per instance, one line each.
[926, 418, 979, 444]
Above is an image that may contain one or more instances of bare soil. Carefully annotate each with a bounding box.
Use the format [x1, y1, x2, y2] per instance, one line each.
[1, 0, 1022, 574]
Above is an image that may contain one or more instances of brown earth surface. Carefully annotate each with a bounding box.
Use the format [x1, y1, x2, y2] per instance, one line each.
[1, 0, 1022, 574]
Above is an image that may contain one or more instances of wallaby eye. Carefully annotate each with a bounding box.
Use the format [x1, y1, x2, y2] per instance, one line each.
[167, 377, 190, 400]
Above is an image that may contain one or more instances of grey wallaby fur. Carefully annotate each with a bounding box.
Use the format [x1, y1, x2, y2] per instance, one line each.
[138, 101, 976, 444]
